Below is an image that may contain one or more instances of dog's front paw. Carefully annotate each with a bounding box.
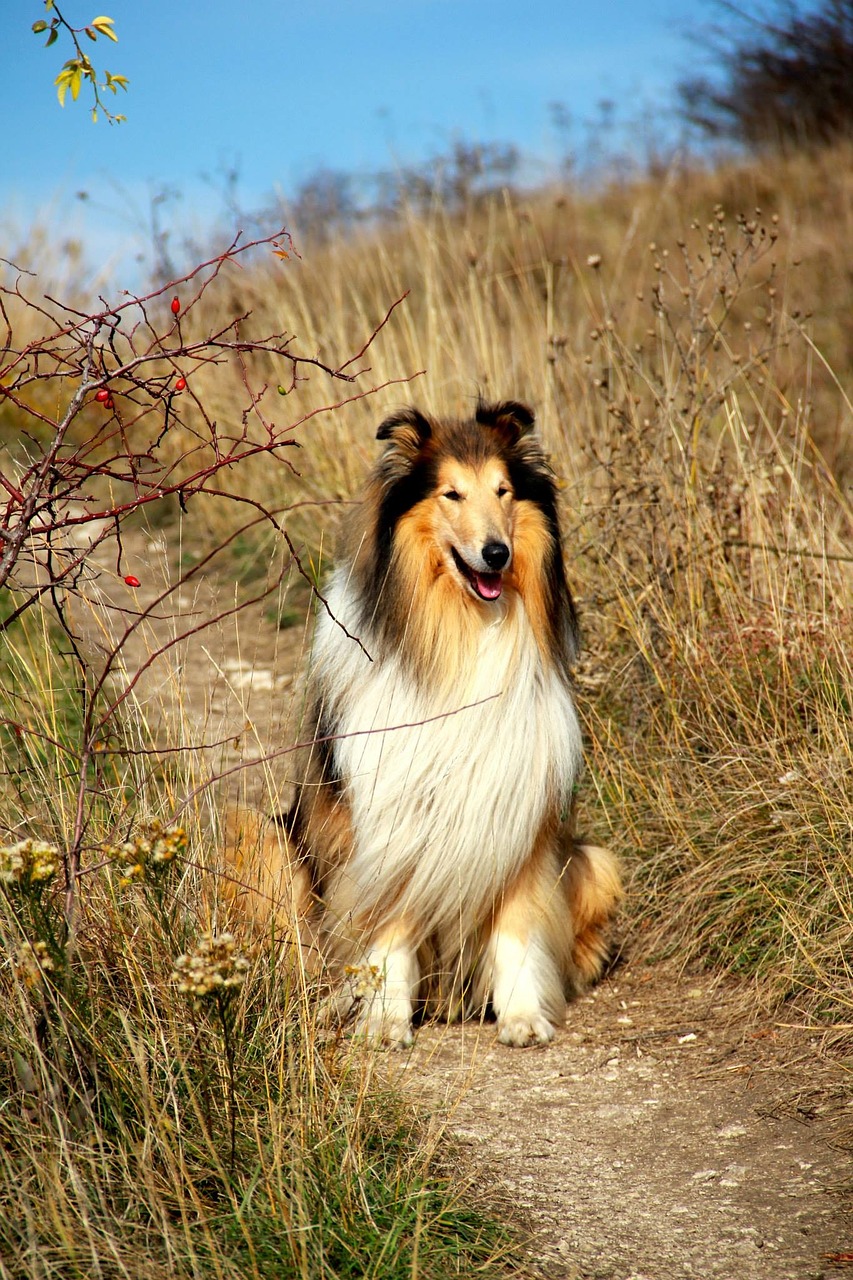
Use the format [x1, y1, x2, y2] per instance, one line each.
[497, 1013, 556, 1047]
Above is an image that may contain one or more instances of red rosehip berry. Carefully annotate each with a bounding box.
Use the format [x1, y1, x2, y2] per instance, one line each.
[105, 397, 114, 410]
[171, 296, 180, 315]
[174, 376, 187, 392]
[95, 388, 109, 403]
[124, 575, 141, 588]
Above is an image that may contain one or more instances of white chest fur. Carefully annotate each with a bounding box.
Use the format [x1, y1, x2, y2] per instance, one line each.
[310, 571, 583, 938]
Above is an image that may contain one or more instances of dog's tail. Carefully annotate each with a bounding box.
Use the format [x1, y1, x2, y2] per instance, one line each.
[565, 842, 623, 984]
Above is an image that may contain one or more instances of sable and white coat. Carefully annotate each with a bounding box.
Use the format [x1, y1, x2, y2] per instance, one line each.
[287, 401, 621, 1047]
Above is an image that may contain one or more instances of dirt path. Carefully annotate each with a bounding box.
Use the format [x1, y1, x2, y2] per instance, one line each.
[400, 971, 850, 1279]
[80, 529, 851, 1280]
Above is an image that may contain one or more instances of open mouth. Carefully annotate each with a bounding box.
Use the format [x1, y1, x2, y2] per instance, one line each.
[451, 547, 503, 601]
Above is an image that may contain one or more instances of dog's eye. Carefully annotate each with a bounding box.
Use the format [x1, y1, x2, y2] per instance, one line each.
[497, 486, 510, 498]
[443, 490, 462, 501]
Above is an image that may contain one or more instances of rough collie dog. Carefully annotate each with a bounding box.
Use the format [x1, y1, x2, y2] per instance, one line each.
[236, 400, 621, 1047]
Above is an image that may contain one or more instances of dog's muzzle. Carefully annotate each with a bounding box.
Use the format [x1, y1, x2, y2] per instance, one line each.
[451, 544, 510, 600]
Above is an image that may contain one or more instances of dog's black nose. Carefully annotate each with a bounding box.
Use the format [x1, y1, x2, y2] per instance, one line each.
[482, 541, 510, 570]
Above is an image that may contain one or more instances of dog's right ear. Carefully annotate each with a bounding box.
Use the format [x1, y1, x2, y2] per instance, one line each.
[376, 408, 432, 478]
[377, 407, 432, 451]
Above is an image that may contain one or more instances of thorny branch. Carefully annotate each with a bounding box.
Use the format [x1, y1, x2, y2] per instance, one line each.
[0, 227, 414, 928]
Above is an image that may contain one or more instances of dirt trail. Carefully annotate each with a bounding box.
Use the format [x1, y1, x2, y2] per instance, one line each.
[80, 530, 851, 1280]
[401, 972, 850, 1280]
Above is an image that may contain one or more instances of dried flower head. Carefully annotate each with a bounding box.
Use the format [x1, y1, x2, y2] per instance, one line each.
[343, 962, 383, 999]
[0, 839, 60, 891]
[106, 818, 187, 887]
[15, 939, 55, 988]
[171, 933, 249, 998]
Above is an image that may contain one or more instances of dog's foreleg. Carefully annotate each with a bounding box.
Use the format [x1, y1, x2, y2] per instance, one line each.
[354, 920, 419, 1049]
[486, 930, 562, 1046]
[478, 857, 568, 1047]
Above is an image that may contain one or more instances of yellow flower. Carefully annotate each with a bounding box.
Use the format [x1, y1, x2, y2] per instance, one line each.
[343, 963, 383, 999]
[0, 840, 60, 890]
[106, 819, 187, 885]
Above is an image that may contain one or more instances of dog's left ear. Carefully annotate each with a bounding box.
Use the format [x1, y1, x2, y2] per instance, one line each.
[475, 400, 536, 447]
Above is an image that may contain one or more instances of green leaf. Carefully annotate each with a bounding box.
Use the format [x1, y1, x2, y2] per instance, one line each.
[92, 107, 99, 123]
[91, 15, 118, 42]
[56, 64, 82, 106]
[32, 20, 48, 33]
[44, 0, 55, 10]
[55, 67, 72, 95]
[45, 26, 58, 46]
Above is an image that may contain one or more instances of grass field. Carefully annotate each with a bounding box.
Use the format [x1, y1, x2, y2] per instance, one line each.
[1, 141, 851, 1276]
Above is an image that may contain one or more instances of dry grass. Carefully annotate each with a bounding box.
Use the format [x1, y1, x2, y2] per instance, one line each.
[177, 144, 850, 1023]
[0, 594, 513, 1279]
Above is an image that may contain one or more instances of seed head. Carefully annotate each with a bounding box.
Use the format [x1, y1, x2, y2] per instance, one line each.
[106, 818, 186, 887]
[343, 962, 383, 999]
[171, 933, 250, 998]
[15, 939, 55, 988]
[0, 840, 60, 890]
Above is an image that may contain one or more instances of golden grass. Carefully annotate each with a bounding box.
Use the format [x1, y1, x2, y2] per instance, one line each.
[0, 590, 513, 1279]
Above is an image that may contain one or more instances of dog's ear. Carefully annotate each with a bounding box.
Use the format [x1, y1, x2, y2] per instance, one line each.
[475, 400, 536, 446]
[376, 407, 432, 467]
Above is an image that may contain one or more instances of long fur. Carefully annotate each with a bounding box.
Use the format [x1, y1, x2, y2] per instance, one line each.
[238, 401, 622, 1047]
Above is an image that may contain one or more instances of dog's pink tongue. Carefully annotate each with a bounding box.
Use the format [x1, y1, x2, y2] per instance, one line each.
[474, 572, 502, 600]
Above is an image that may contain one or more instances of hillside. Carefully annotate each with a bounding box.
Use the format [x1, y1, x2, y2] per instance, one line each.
[0, 142, 850, 1277]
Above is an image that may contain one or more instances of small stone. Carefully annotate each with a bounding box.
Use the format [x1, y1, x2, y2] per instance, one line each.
[717, 1122, 748, 1139]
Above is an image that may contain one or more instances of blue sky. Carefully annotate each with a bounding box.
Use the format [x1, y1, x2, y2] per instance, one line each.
[4, 0, 715, 276]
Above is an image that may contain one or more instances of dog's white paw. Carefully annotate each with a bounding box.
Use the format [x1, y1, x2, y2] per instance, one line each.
[497, 1013, 556, 1047]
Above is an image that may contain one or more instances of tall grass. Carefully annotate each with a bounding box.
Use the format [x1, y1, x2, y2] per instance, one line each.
[0, 596, 512, 1279]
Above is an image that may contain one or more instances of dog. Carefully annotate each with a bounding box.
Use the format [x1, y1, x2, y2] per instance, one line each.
[231, 400, 621, 1047]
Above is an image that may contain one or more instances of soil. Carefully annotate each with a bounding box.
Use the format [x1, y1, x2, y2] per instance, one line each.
[77, 528, 852, 1280]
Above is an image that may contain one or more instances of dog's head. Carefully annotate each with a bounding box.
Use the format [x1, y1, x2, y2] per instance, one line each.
[374, 400, 549, 603]
[358, 399, 579, 667]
